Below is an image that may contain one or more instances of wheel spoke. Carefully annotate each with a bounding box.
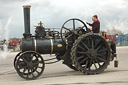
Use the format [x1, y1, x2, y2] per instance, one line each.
[17, 60, 27, 69]
[28, 68, 30, 74]
[38, 67, 43, 69]
[63, 26, 72, 32]
[78, 45, 86, 51]
[33, 61, 42, 66]
[95, 58, 101, 67]
[80, 57, 88, 64]
[77, 26, 84, 31]
[18, 61, 26, 65]
[84, 60, 89, 69]
[92, 60, 97, 70]
[96, 44, 102, 51]
[32, 72, 35, 78]
[22, 57, 28, 63]
[94, 39, 101, 48]
[77, 55, 85, 60]
[22, 68, 27, 74]
[89, 59, 92, 70]
[26, 68, 30, 78]
[77, 51, 88, 55]
[82, 42, 89, 50]
[97, 57, 106, 62]
[97, 48, 107, 53]
[73, 19, 75, 30]
[31, 69, 35, 77]
[19, 65, 27, 70]
[65, 33, 73, 39]
[30, 54, 34, 62]
[36, 70, 39, 74]
[97, 54, 104, 57]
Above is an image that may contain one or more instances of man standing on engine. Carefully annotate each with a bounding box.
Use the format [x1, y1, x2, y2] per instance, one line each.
[86, 15, 100, 33]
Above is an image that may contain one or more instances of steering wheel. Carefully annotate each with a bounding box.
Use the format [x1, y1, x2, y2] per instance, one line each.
[60, 18, 89, 45]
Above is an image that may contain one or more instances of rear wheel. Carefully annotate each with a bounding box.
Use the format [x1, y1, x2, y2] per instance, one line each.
[71, 33, 111, 74]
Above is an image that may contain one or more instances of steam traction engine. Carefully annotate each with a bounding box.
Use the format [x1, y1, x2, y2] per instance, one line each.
[14, 5, 118, 80]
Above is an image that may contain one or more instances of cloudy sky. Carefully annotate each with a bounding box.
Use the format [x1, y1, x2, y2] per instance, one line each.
[0, 0, 128, 39]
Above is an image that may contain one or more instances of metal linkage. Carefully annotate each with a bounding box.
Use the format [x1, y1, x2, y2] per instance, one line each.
[44, 58, 59, 64]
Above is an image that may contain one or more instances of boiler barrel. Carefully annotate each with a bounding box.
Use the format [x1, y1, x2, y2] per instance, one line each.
[21, 38, 67, 54]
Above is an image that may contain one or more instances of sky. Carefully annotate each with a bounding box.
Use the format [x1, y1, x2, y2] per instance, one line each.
[0, 0, 128, 39]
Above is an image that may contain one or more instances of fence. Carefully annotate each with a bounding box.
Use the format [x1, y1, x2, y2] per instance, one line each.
[116, 35, 128, 46]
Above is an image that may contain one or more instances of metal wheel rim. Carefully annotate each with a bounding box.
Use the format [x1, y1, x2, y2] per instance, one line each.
[15, 51, 45, 80]
[73, 34, 111, 74]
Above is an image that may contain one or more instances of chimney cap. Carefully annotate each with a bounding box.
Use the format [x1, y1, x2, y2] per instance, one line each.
[23, 5, 31, 8]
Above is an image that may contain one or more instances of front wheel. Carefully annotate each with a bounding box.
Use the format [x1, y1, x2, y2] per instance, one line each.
[15, 51, 45, 80]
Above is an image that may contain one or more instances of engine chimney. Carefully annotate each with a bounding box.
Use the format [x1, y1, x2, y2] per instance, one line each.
[23, 5, 31, 39]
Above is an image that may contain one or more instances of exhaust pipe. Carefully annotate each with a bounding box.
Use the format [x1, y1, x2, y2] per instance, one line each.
[23, 5, 31, 39]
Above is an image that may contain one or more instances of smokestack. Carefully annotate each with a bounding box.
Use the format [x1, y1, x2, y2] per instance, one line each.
[23, 5, 31, 38]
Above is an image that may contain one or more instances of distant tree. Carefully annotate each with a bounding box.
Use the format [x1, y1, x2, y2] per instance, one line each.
[124, 33, 128, 35]
[106, 27, 123, 35]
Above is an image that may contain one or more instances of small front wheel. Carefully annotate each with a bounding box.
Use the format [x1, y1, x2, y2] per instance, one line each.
[15, 51, 45, 80]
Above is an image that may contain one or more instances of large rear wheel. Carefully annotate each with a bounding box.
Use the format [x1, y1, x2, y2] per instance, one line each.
[71, 33, 111, 74]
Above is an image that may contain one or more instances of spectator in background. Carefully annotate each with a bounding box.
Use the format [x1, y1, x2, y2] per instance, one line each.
[102, 31, 116, 60]
[102, 31, 109, 40]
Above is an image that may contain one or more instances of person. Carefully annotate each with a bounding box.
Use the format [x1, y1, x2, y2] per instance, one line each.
[101, 31, 116, 60]
[102, 31, 109, 40]
[86, 15, 100, 33]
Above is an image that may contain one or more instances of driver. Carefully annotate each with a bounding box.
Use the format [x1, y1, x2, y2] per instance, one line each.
[86, 15, 100, 33]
